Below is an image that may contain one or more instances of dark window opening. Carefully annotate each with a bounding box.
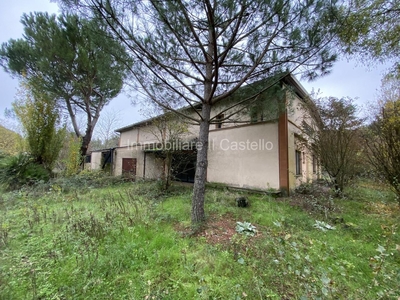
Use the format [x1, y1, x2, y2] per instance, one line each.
[313, 155, 317, 174]
[101, 150, 113, 171]
[295, 150, 302, 176]
[250, 112, 258, 123]
[85, 154, 91, 163]
[172, 150, 197, 183]
[250, 112, 264, 123]
[215, 114, 224, 129]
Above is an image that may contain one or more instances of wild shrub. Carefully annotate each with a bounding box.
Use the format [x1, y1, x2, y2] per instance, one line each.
[26, 170, 127, 195]
[0, 153, 50, 190]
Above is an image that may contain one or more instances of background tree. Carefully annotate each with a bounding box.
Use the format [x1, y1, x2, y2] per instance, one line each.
[365, 74, 400, 202]
[145, 109, 191, 190]
[63, 134, 83, 176]
[338, 0, 400, 73]
[62, 0, 341, 224]
[12, 81, 66, 171]
[90, 109, 122, 150]
[304, 96, 363, 196]
[0, 12, 131, 157]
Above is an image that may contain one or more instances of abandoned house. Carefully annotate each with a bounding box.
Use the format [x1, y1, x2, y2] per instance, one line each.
[86, 74, 319, 195]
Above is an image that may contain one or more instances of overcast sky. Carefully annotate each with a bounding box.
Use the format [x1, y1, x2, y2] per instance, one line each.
[0, 0, 393, 130]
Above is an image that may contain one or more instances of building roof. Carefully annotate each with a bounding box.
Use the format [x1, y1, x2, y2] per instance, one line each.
[115, 115, 163, 133]
[115, 73, 309, 133]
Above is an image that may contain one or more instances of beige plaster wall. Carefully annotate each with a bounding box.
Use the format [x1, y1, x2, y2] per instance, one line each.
[207, 122, 280, 190]
[114, 146, 164, 180]
[209, 103, 250, 130]
[287, 93, 306, 127]
[288, 122, 315, 190]
[91, 152, 103, 170]
[120, 123, 199, 148]
[119, 128, 139, 147]
[114, 147, 143, 177]
[138, 125, 161, 144]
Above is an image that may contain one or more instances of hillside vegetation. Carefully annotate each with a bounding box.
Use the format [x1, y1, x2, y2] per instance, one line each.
[0, 178, 399, 299]
[0, 125, 22, 155]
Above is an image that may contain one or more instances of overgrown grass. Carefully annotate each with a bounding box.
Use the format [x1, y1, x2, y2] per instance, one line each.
[0, 179, 399, 299]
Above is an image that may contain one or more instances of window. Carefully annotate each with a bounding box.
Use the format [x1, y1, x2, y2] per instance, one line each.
[250, 112, 265, 123]
[250, 113, 258, 123]
[85, 154, 91, 163]
[295, 150, 302, 176]
[312, 155, 317, 174]
[215, 114, 224, 129]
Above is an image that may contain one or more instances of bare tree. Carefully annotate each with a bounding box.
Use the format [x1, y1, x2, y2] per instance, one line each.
[60, 0, 341, 224]
[143, 108, 192, 190]
[302, 96, 364, 196]
[365, 74, 400, 202]
[91, 109, 122, 150]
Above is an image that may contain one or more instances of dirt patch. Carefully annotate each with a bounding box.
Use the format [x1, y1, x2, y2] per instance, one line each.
[197, 215, 238, 245]
[284, 183, 338, 215]
[175, 214, 261, 246]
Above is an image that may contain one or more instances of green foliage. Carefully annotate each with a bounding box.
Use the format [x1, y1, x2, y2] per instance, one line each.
[241, 75, 288, 122]
[0, 153, 50, 191]
[0, 180, 399, 298]
[63, 135, 83, 176]
[62, 0, 342, 224]
[305, 96, 364, 195]
[0, 125, 23, 155]
[0, 12, 131, 157]
[313, 220, 336, 232]
[12, 81, 66, 171]
[365, 75, 400, 202]
[235, 221, 257, 236]
[337, 0, 400, 73]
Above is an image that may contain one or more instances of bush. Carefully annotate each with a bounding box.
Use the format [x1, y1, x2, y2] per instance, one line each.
[42, 170, 127, 193]
[0, 153, 50, 190]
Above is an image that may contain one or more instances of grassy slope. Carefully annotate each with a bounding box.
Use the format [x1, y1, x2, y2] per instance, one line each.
[0, 125, 22, 155]
[0, 180, 399, 299]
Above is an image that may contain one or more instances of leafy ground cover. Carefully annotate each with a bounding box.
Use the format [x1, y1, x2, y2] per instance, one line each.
[0, 179, 399, 299]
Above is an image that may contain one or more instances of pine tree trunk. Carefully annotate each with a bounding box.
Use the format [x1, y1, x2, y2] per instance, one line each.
[165, 152, 172, 190]
[80, 134, 91, 158]
[191, 22, 214, 225]
[191, 103, 211, 224]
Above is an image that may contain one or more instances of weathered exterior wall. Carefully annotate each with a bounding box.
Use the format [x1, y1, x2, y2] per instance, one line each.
[288, 121, 316, 190]
[114, 147, 143, 177]
[137, 125, 162, 144]
[287, 93, 306, 127]
[119, 128, 139, 147]
[207, 122, 280, 190]
[91, 152, 103, 170]
[209, 103, 249, 130]
[112, 77, 316, 192]
[113, 146, 164, 180]
[118, 125, 160, 146]
[120, 123, 199, 147]
[288, 126, 296, 191]
[144, 153, 165, 180]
